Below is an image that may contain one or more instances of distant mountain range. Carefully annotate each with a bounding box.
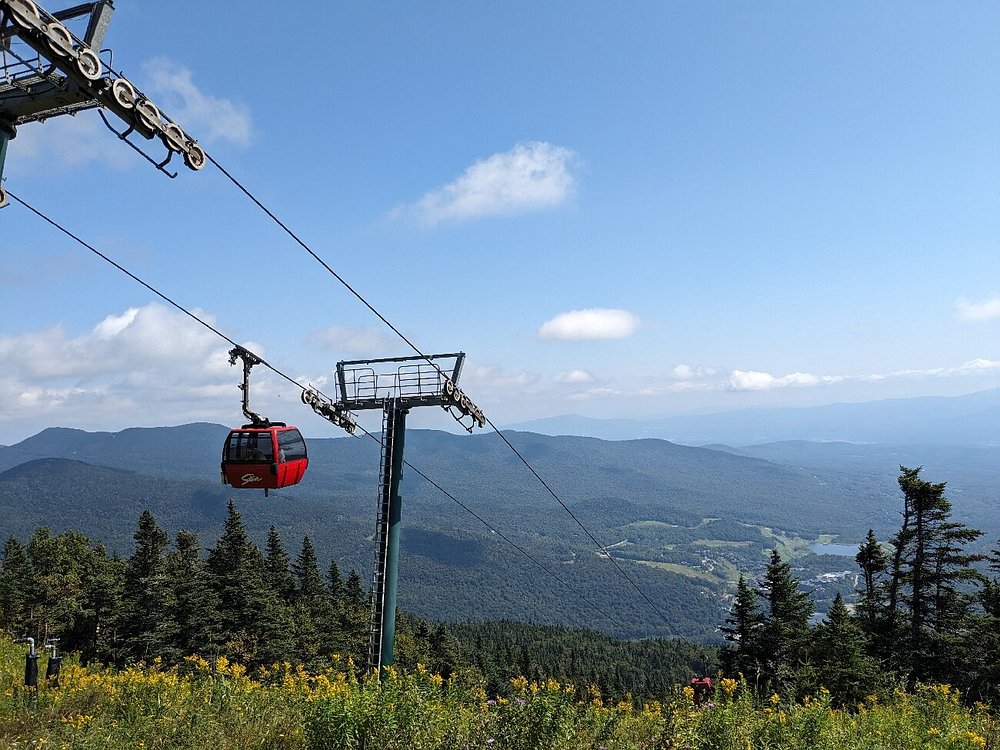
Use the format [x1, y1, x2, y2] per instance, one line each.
[1, 413, 997, 641]
[506, 388, 1000, 446]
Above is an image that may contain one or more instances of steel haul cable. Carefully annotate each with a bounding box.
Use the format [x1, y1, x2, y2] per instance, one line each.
[205, 157, 681, 636]
[5, 187, 629, 633]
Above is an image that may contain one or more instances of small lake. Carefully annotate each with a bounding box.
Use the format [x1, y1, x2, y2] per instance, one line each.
[810, 542, 858, 557]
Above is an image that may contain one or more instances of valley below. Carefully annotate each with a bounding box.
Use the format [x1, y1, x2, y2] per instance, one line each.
[2, 421, 996, 641]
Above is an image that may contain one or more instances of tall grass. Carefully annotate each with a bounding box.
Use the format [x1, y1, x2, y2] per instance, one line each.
[1, 637, 996, 749]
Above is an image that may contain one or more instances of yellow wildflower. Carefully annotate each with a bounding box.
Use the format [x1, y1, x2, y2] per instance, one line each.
[588, 684, 603, 707]
[615, 699, 633, 715]
[719, 677, 738, 698]
[966, 731, 987, 749]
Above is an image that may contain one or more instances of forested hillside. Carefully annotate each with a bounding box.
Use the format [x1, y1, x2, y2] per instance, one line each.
[2, 424, 996, 640]
[0, 504, 713, 705]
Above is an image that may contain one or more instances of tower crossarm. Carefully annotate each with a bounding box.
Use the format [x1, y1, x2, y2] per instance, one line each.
[0, 0, 206, 175]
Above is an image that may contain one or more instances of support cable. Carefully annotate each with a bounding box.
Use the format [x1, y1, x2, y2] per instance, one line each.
[483, 415, 678, 634]
[204, 158, 680, 635]
[4, 190, 305, 395]
[396, 446, 628, 630]
[5, 187, 630, 633]
[206, 154, 428, 364]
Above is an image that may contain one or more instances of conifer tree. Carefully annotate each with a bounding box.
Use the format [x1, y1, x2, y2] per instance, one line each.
[968, 539, 1000, 702]
[69, 542, 125, 663]
[264, 526, 296, 605]
[0, 536, 33, 637]
[888, 467, 984, 685]
[341, 568, 369, 663]
[119, 510, 174, 661]
[293, 537, 327, 602]
[855, 529, 887, 630]
[758, 549, 813, 693]
[344, 568, 367, 611]
[291, 536, 338, 662]
[11, 529, 124, 660]
[163, 530, 222, 660]
[411, 619, 432, 667]
[429, 622, 459, 679]
[207, 501, 293, 665]
[327, 559, 344, 605]
[25, 527, 76, 641]
[809, 594, 881, 706]
[720, 575, 765, 686]
[326, 560, 344, 602]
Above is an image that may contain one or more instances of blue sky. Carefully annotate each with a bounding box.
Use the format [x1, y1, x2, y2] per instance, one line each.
[2, 1, 999, 444]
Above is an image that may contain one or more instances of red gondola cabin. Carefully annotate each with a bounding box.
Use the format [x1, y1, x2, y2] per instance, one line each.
[221, 424, 308, 493]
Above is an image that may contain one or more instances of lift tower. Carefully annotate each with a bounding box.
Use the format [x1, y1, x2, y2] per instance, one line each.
[330, 353, 485, 673]
[0, 0, 205, 205]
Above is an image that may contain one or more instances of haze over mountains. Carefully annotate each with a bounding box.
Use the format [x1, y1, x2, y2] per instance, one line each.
[508, 388, 1000, 446]
[1, 389, 997, 641]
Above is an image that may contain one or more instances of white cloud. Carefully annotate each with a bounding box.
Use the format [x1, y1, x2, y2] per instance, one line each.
[670, 364, 720, 381]
[395, 141, 577, 226]
[728, 370, 777, 391]
[567, 386, 623, 401]
[556, 369, 595, 384]
[94, 308, 140, 339]
[307, 324, 393, 355]
[143, 57, 253, 146]
[0, 303, 262, 434]
[957, 358, 1000, 372]
[460, 362, 541, 392]
[861, 358, 1000, 381]
[724, 360, 1000, 392]
[539, 309, 640, 341]
[955, 297, 1000, 322]
[728, 370, 846, 391]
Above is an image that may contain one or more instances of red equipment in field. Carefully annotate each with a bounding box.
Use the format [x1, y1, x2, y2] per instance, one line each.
[220, 346, 308, 496]
[690, 676, 713, 705]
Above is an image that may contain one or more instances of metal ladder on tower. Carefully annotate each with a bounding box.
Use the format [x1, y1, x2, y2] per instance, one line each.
[367, 401, 397, 671]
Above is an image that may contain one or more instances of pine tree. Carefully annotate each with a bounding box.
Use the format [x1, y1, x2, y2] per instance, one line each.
[968, 539, 1000, 703]
[291, 536, 338, 663]
[341, 568, 369, 664]
[719, 575, 765, 686]
[809, 594, 881, 706]
[207, 501, 293, 665]
[293, 537, 327, 602]
[0, 536, 33, 637]
[163, 530, 222, 660]
[119, 510, 174, 662]
[67, 541, 124, 663]
[343, 568, 364, 606]
[429, 622, 459, 679]
[325, 558, 348, 657]
[327, 559, 344, 605]
[758, 549, 813, 693]
[855, 529, 887, 630]
[888, 467, 984, 686]
[264, 527, 296, 605]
